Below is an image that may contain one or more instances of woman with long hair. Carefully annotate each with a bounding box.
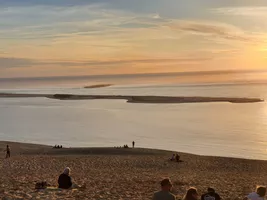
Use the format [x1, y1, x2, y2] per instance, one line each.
[183, 187, 198, 200]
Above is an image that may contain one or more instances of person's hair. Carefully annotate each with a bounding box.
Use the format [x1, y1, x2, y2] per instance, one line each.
[63, 167, 71, 175]
[207, 187, 215, 193]
[160, 178, 172, 187]
[256, 186, 266, 197]
[183, 187, 198, 200]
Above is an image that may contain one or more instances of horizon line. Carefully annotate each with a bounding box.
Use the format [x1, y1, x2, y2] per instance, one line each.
[0, 69, 266, 81]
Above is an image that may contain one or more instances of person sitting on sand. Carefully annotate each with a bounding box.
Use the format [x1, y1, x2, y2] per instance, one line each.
[170, 154, 175, 161]
[183, 187, 198, 200]
[58, 167, 73, 189]
[152, 178, 176, 200]
[243, 186, 266, 200]
[58, 167, 86, 190]
[201, 187, 221, 200]
[175, 153, 180, 162]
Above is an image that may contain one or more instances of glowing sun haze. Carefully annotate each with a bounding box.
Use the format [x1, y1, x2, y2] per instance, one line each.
[0, 0, 267, 78]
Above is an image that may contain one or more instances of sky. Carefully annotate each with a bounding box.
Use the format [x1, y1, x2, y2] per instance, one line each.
[0, 0, 267, 79]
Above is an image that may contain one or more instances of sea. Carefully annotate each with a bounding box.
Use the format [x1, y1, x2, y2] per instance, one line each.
[1, 73, 267, 160]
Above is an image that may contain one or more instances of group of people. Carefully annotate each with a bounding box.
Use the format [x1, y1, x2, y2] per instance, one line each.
[153, 178, 266, 200]
[170, 153, 181, 162]
[54, 169, 267, 200]
[53, 145, 63, 149]
[114, 141, 136, 149]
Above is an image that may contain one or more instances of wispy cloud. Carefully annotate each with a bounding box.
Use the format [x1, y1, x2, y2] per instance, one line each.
[212, 6, 267, 16]
[0, 57, 35, 68]
[169, 20, 259, 43]
[0, 56, 213, 69]
[1, 0, 267, 78]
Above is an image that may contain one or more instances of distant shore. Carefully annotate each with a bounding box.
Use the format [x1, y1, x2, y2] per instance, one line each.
[0, 93, 264, 104]
[0, 141, 266, 199]
[84, 84, 113, 89]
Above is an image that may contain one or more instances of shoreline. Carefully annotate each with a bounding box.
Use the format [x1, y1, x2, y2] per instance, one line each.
[0, 93, 264, 104]
[0, 140, 266, 161]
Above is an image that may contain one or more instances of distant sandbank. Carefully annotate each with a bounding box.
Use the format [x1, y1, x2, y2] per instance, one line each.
[84, 84, 113, 89]
[0, 93, 264, 104]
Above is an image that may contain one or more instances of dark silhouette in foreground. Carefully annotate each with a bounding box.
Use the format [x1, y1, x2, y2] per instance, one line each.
[183, 187, 198, 200]
[132, 141, 135, 148]
[201, 187, 221, 200]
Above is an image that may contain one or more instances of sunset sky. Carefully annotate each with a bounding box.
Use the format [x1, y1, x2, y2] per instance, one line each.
[0, 0, 267, 78]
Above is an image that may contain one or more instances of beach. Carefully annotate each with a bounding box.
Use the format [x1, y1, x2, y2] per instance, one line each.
[0, 142, 266, 200]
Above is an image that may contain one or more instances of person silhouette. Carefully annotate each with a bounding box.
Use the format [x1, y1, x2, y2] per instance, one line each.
[5, 145, 10, 158]
[132, 141, 135, 148]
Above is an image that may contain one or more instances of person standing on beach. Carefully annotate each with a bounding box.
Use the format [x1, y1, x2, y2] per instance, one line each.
[5, 145, 10, 158]
[153, 178, 176, 200]
[132, 141, 135, 148]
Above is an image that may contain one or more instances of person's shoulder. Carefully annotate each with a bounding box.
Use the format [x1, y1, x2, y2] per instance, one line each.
[170, 192, 176, 200]
[166, 191, 176, 199]
[153, 191, 161, 200]
[153, 191, 176, 199]
[215, 193, 221, 199]
[247, 192, 258, 198]
[201, 193, 210, 198]
[153, 191, 161, 196]
[201, 193, 207, 197]
[59, 173, 67, 178]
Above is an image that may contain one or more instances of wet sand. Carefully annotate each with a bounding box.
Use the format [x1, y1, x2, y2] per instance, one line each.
[0, 141, 266, 199]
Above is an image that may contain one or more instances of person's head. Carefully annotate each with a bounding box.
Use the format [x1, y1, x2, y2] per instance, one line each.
[184, 187, 198, 200]
[256, 186, 266, 197]
[160, 178, 173, 191]
[207, 187, 215, 193]
[63, 167, 71, 176]
[7, 145, 9, 147]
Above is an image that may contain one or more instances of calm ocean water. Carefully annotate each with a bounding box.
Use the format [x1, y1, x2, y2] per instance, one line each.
[1, 83, 267, 160]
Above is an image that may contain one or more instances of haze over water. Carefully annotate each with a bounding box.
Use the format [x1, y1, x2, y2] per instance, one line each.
[1, 75, 267, 160]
